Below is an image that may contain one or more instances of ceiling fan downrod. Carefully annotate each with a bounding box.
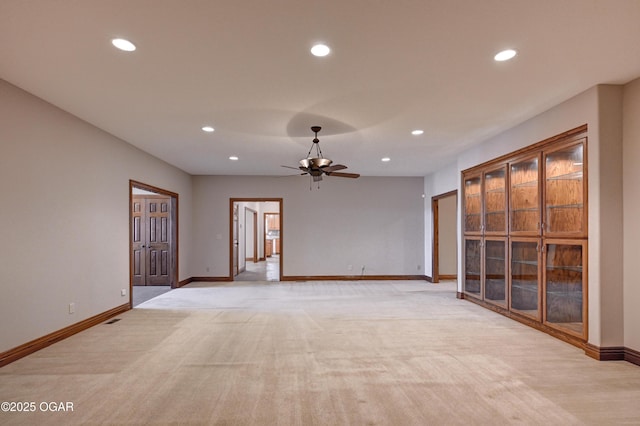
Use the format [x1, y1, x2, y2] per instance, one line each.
[306, 126, 324, 158]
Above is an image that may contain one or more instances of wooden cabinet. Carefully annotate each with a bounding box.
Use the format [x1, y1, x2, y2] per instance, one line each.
[464, 166, 508, 235]
[543, 240, 586, 337]
[464, 174, 482, 234]
[543, 140, 586, 237]
[484, 238, 507, 307]
[483, 166, 508, 235]
[510, 155, 540, 235]
[464, 238, 482, 298]
[510, 239, 541, 320]
[462, 126, 588, 343]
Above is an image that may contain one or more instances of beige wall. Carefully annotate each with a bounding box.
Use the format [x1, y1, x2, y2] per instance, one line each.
[424, 84, 630, 349]
[623, 77, 640, 352]
[0, 80, 193, 352]
[192, 176, 425, 278]
[437, 194, 457, 276]
[423, 163, 459, 278]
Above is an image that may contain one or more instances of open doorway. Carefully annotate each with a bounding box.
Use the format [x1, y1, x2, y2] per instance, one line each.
[130, 180, 178, 306]
[432, 190, 457, 283]
[230, 198, 282, 282]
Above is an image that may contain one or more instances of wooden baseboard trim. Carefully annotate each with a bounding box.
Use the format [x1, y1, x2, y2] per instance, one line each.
[189, 276, 233, 282]
[281, 275, 428, 282]
[625, 347, 640, 366]
[178, 277, 193, 287]
[439, 274, 457, 280]
[424, 275, 433, 283]
[584, 344, 640, 366]
[584, 343, 625, 361]
[456, 292, 465, 299]
[0, 303, 130, 368]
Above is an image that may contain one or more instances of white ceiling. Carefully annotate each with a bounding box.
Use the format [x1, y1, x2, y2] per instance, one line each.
[2, 0, 639, 176]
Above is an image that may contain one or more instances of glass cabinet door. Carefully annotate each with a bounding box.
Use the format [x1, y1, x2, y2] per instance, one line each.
[464, 238, 482, 298]
[510, 239, 540, 320]
[464, 175, 482, 234]
[483, 166, 507, 235]
[544, 141, 586, 237]
[510, 155, 540, 235]
[544, 241, 586, 337]
[484, 239, 507, 307]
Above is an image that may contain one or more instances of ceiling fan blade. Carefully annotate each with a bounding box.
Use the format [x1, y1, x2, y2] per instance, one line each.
[312, 174, 323, 182]
[323, 164, 347, 173]
[277, 173, 307, 178]
[281, 165, 301, 170]
[328, 172, 360, 178]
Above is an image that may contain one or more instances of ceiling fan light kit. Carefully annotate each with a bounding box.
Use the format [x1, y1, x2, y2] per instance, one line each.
[282, 126, 360, 188]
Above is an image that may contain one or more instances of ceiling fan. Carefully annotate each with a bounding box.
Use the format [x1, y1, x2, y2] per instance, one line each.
[282, 126, 360, 185]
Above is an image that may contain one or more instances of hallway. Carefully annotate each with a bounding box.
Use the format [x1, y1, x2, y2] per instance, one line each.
[235, 255, 279, 281]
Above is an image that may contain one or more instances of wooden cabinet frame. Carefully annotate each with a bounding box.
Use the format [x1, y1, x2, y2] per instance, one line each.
[484, 237, 508, 308]
[463, 173, 483, 235]
[509, 153, 542, 237]
[542, 239, 588, 339]
[463, 237, 483, 299]
[542, 137, 588, 238]
[483, 164, 509, 236]
[462, 124, 588, 345]
[509, 237, 542, 321]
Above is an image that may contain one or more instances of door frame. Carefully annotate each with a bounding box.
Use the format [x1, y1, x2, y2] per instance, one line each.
[432, 190, 457, 283]
[229, 198, 283, 281]
[129, 180, 179, 306]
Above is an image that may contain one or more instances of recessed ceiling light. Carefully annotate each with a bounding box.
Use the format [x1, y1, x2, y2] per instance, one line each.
[111, 38, 136, 52]
[381, 157, 391, 162]
[411, 130, 424, 135]
[494, 49, 517, 62]
[229, 156, 239, 161]
[311, 44, 331, 57]
[202, 126, 215, 133]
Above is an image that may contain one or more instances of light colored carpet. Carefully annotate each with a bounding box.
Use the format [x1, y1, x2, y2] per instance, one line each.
[132, 285, 171, 307]
[1, 280, 639, 425]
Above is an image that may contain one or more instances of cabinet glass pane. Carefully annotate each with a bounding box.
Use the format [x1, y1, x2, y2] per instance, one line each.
[484, 240, 506, 305]
[545, 144, 584, 234]
[511, 241, 539, 318]
[464, 176, 482, 233]
[510, 158, 539, 233]
[484, 168, 506, 233]
[545, 244, 583, 334]
[464, 239, 481, 296]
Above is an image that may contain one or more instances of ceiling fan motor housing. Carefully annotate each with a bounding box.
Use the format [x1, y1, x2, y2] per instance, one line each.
[300, 157, 332, 170]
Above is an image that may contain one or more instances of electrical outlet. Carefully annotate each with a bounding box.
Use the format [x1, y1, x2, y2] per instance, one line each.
[347, 264, 353, 271]
[417, 265, 421, 270]
[206, 267, 210, 273]
[121, 288, 127, 296]
[68, 303, 75, 314]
